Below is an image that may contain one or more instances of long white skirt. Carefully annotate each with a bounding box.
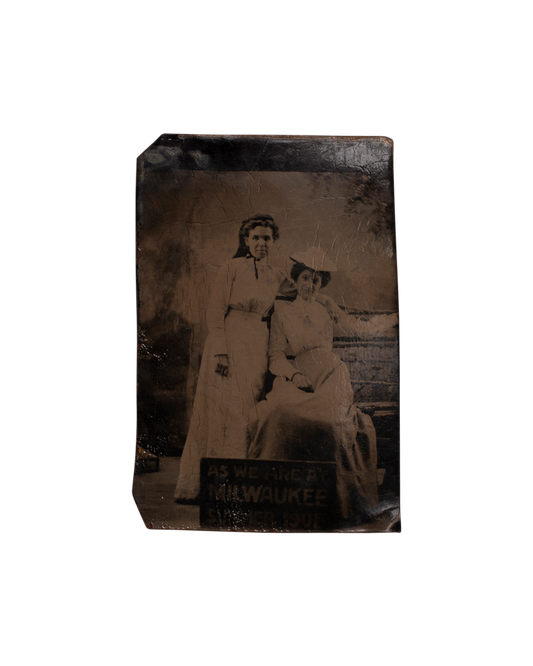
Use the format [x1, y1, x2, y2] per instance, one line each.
[174, 310, 269, 500]
[248, 348, 379, 516]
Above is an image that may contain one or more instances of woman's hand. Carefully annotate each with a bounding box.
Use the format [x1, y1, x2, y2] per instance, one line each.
[215, 354, 230, 377]
[292, 372, 313, 392]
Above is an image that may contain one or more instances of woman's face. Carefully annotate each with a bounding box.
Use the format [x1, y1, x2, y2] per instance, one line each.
[244, 225, 274, 260]
[296, 268, 322, 300]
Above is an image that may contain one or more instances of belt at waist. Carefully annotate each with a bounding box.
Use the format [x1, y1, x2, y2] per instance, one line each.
[227, 308, 270, 322]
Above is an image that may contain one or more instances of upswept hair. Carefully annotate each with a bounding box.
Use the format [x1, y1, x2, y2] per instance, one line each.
[290, 262, 331, 288]
[233, 215, 280, 258]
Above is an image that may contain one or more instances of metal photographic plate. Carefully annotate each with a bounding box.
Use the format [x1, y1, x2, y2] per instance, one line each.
[134, 134, 400, 532]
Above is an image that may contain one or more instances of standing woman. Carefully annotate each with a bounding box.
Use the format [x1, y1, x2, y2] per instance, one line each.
[174, 215, 294, 502]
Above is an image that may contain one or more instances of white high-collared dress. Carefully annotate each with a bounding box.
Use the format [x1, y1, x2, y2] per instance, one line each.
[174, 256, 293, 501]
[248, 297, 379, 517]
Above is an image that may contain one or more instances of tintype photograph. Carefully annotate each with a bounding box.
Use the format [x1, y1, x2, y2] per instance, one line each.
[134, 134, 400, 532]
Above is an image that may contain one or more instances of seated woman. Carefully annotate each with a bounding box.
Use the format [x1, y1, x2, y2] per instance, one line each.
[248, 247, 380, 523]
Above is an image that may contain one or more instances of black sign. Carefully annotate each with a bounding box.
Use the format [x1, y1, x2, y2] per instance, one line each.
[200, 458, 337, 531]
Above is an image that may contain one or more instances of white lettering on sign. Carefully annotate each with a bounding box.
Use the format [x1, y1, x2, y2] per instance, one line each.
[208, 484, 329, 506]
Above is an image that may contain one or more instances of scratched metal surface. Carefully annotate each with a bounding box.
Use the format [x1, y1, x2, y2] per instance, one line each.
[134, 135, 399, 532]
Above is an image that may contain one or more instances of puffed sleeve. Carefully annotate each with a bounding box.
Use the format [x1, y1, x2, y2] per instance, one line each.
[315, 293, 341, 323]
[205, 261, 234, 356]
[268, 308, 299, 379]
[276, 275, 297, 301]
